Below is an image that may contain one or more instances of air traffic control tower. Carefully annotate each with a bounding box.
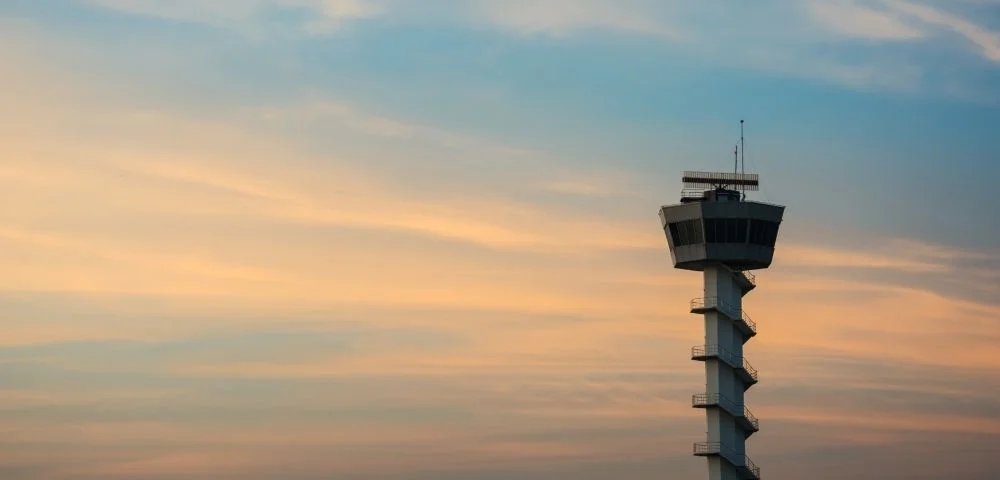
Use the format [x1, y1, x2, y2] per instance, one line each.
[658, 170, 784, 480]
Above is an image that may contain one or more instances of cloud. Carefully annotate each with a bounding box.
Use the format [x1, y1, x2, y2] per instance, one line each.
[285, 0, 384, 34]
[456, 0, 998, 97]
[884, 0, 1000, 61]
[82, 0, 265, 26]
[70, 0, 1000, 99]
[809, 0, 925, 40]
[82, 0, 383, 33]
[464, 0, 681, 39]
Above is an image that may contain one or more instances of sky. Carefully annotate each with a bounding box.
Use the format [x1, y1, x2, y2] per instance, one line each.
[1, 0, 1000, 479]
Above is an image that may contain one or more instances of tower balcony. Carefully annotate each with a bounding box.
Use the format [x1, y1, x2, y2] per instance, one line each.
[690, 296, 736, 317]
[741, 405, 760, 432]
[738, 310, 757, 337]
[691, 443, 761, 480]
[740, 455, 761, 480]
[731, 267, 756, 293]
[690, 297, 757, 338]
[690, 344, 759, 385]
[739, 356, 759, 386]
[691, 393, 740, 413]
[690, 344, 740, 365]
[691, 393, 760, 433]
[693, 441, 722, 457]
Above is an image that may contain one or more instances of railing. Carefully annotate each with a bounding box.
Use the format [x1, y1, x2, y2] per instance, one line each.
[742, 357, 759, 382]
[690, 297, 739, 319]
[692, 393, 759, 431]
[743, 405, 760, 431]
[744, 455, 761, 479]
[693, 441, 721, 455]
[681, 188, 708, 200]
[740, 310, 757, 334]
[691, 344, 758, 383]
[690, 344, 741, 367]
[694, 442, 761, 478]
[741, 270, 756, 287]
[690, 297, 758, 335]
[692, 393, 740, 415]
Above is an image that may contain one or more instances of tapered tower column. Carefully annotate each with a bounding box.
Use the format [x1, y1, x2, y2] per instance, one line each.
[659, 173, 784, 480]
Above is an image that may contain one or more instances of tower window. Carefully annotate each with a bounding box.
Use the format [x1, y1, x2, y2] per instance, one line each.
[704, 218, 749, 244]
[749, 220, 780, 246]
[668, 219, 704, 246]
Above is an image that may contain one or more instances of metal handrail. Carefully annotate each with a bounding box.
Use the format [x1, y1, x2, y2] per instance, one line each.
[741, 310, 757, 333]
[690, 296, 707, 310]
[742, 270, 756, 286]
[692, 393, 739, 415]
[742, 357, 759, 382]
[693, 441, 721, 455]
[690, 297, 738, 318]
[695, 442, 760, 478]
[690, 297, 758, 335]
[681, 188, 711, 201]
[743, 405, 760, 430]
[692, 393, 759, 431]
[691, 344, 757, 383]
[690, 344, 740, 367]
[744, 455, 761, 478]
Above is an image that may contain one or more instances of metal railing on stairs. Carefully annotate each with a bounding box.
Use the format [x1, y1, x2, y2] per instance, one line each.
[742, 356, 758, 382]
[692, 442, 760, 479]
[744, 455, 761, 479]
[691, 393, 760, 431]
[691, 344, 758, 383]
[689, 296, 757, 335]
[742, 405, 760, 431]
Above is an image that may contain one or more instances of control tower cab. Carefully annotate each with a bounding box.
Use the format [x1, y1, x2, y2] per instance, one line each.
[658, 172, 784, 272]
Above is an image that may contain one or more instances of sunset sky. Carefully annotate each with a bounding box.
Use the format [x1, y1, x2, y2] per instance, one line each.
[2, 1, 1000, 479]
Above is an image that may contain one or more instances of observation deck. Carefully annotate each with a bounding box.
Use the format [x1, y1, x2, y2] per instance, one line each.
[659, 182, 784, 272]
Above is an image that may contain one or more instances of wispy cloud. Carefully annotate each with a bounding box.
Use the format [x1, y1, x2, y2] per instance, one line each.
[82, 0, 383, 33]
[75, 0, 1000, 98]
[884, 0, 1000, 61]
[809, 0, 925, 41]
[82, 0, 265, 26]
[463, 0, 682, 39]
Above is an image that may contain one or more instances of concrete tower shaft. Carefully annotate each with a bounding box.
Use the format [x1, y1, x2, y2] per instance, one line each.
[659, 183, 784, 480]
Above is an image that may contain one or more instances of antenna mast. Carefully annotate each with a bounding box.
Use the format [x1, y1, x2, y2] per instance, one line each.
[734, 144, 739, 176]
[740, 120, 745, 175]
[740, 120, 746, 198]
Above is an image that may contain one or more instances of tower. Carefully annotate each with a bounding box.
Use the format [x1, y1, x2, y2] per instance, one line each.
[658, 169, 784, 480]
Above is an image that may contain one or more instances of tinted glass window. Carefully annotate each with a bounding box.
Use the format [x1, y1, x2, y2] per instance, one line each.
[704, 218, 749, 244]
[704, 219, 718, 243]
[668, 219, 704, 246]
[749, 220, 780, 246]
[687, 219, 704, 244]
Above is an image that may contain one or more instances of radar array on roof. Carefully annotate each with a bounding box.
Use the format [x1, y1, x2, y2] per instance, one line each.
[682, 171, 759, 191]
